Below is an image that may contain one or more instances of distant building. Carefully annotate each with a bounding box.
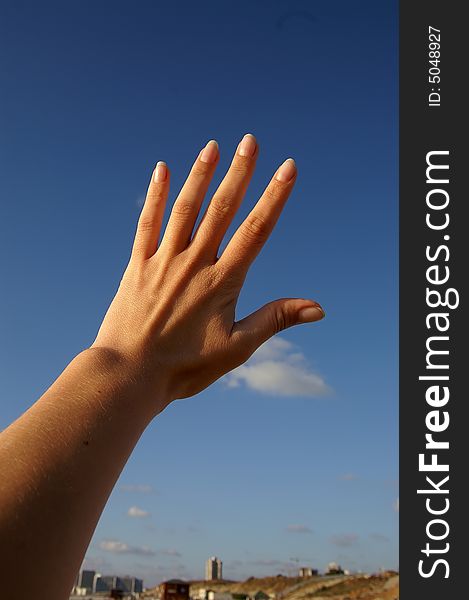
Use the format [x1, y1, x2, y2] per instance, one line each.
[326, 562, 345, 575]
[121, 576, 144, 593]
[205, 556, 223, 580]
[95, 575, 122, 591]
[73, 569, 143, 595]
[298, 567, 318, 578]
[159, 579, 190, 600]
[73, 569, 96, 594]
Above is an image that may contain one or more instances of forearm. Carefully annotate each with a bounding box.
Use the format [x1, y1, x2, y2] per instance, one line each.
[0, 348, 166, 598]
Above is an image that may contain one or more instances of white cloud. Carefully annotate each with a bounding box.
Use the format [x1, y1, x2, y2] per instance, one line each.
[99, 539, 181, 560]
[224, 336, 330, 398]
[287, 524, 313, 534]
[393, 497, 399, 512]
[128, 505, 151, 518]
[120, 484, 155, 493]
[99, 539, 155, 556]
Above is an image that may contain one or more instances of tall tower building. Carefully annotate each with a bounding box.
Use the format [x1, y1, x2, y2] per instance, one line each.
[75, 570, 96, 593]
[205, 556, 223, 580]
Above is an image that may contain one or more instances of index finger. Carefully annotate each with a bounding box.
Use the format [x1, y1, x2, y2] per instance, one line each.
[218, 158, 297, 275]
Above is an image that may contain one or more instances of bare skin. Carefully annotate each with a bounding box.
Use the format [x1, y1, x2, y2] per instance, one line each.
[0, 134, 324, 598]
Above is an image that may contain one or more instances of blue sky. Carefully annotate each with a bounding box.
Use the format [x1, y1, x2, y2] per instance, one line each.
[0, 0, 398, 587]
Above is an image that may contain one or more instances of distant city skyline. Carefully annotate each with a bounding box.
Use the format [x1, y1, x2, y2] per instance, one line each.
[1, 0, 398, 588]
[73, 569, 143, 594]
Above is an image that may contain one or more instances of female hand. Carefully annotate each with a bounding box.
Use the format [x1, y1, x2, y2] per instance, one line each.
[91, 134, 324, 407]
[0, 134, 325, 596]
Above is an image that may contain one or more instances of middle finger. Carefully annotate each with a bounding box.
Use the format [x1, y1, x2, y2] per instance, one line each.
[190, 133, 258, 259]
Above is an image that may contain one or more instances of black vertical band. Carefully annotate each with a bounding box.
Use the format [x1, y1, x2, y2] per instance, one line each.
[400, 1, 465, 596]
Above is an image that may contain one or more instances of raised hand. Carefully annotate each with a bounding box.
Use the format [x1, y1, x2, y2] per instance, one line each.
[92, 134, 325, 404]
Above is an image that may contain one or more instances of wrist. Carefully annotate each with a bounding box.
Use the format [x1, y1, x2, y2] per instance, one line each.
[80, 345, 172, 419]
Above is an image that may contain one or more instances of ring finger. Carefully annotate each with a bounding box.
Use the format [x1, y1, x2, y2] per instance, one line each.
[190, 133, 258, 259]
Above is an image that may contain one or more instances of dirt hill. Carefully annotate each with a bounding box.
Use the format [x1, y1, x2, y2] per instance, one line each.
[144, 574, 399, 600]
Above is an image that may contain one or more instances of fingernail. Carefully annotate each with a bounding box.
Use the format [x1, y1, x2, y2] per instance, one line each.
[275, 158, 296, 182]
[200, 140, 219, 164]
[297, 304, 326, 323]
[238, 133, 257, 157]
[154, 161, 167, 183]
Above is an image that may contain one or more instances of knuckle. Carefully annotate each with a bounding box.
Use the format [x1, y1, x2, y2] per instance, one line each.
[208, 194, 232, 220]
[264, 182, 281, 202]
[273, 305, 293, 333]
[241, 214, 269, 243]
[137, 218, 155, 233]
[171, 199, 195, 218]
[148, 185, 167, 199]
[150, 188, 167, 204]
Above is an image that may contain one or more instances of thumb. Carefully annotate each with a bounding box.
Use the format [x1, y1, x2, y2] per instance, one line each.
[231, 298, 325, 356]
